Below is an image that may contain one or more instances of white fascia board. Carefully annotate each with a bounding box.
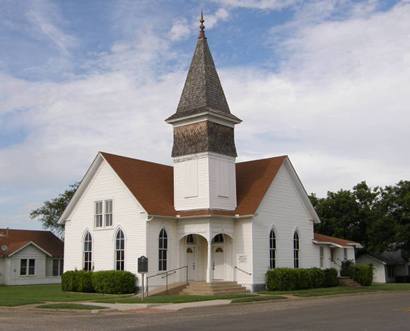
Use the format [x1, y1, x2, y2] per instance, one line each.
[167, 111, 241, 127]
[57, 153, 104, 224]
[284, 158, 321, 224]
[8, 241, 53, 257]
[312, 240, 344, 248]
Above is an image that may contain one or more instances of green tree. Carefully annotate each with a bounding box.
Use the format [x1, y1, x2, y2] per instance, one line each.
[30, 182, 79, 235]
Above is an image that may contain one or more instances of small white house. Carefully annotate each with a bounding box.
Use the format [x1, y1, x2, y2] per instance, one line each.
[0, 229, 64, 285]
[357, 251, 410, 283]
[59, 19, 360, 292]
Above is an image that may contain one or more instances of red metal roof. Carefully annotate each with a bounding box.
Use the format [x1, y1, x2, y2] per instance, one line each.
[0, 229, 64, 258]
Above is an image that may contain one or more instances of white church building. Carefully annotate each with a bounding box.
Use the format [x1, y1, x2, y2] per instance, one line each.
[60, 17, 360, 292]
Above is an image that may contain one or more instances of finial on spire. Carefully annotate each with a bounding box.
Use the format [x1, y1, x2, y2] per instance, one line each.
[199, 10, 206, 39]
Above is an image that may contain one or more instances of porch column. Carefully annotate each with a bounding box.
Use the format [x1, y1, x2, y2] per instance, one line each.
[206, 240, 212, 283]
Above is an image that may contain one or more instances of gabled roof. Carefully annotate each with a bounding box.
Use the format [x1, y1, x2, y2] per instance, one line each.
[99, 152, 287, 218]
[367, 250, 407, 265]
[313, 233, 362, 248]
[0, 229, 64, 258]
[166, 28, 240, 123]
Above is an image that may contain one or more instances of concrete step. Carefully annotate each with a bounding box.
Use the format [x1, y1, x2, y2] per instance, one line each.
[338, 277, 362, 288]
[180, 281, 249, 296]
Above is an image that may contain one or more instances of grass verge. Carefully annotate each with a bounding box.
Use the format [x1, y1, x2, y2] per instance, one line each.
[37, 303, 107, 310]
[260, 283, 410, 297]
[231, 295, 284, 303]
[0, 284, 132, 307]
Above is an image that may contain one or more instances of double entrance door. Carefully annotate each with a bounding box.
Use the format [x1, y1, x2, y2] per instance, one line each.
[185, 243, 226, 281]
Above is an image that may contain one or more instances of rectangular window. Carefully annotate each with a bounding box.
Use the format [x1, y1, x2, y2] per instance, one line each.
[343, 248, 348, 260]
[52, 259, 63, 276]
[20, 259, 27, 276]
[52, 259, 59, 276]
[330, 249, 334, 262]
[320, 247, 324, 268]
[105, 200, 113, 227]
[95, 201, 103, 227]
[28, 259, 35, 275]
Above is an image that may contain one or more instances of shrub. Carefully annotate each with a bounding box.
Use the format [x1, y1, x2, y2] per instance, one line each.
[265, 268, 337, 291]
[309, 268, 325, 288]
[91, 271, 136, 294]
[340, 260, 354, 277]
[350, 264, 373, 286]
[323, 268, 339, 287]
[61, 270, 94, 293]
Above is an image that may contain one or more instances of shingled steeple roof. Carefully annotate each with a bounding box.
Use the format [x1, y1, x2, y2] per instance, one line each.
[166, 13, 241, 123]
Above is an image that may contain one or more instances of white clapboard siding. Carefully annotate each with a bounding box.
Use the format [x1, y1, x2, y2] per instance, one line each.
[252, 161, 318, 284]
[174, 153, 237, 211]
[64, 159, 147, 276]
[5, 245, 60, 285]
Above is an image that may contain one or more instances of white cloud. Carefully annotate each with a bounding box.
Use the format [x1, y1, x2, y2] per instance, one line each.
[215, 0, 299, 10]
[169, 18, 191, 41]
[25, 0, 77, 55]
[204, 8, 230, 29]
[1, 1, 410, 229]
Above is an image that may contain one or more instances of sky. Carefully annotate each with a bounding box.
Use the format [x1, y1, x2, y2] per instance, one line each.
[1, 0, 409, 230]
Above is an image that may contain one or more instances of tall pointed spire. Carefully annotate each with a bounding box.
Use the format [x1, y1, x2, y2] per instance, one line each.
[166, 12, 240, 123]
[199, 10, 205, 39]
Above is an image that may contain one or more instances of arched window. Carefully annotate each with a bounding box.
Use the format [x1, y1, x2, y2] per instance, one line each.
[212, 234, 224, 243]
[293, 232, 299, 269]
[159, 229, 167, 271]
[115, 230, 125, 271]
[269, 229, 276, 269]
[83, 232, 92, 271]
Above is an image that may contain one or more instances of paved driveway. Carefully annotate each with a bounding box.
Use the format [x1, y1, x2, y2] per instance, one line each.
[1, 291, 410, 331]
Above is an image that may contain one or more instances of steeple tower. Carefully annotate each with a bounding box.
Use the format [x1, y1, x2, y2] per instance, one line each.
[166, 14, 241, 212]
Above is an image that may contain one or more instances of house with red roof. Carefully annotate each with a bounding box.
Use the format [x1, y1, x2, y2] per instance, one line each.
[59, 16, 360, 292]
[0, 229, 64, 285]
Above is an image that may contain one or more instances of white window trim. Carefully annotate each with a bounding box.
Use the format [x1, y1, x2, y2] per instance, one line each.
[95, 201, 103, 228]
[20, 258, 36, 276]
[94, 200, 114, 229]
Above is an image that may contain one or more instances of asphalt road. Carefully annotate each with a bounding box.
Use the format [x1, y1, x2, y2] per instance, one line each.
[1, 292, 410, 331]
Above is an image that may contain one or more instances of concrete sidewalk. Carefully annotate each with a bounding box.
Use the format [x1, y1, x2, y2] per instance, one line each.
[79, 299, 232, 312]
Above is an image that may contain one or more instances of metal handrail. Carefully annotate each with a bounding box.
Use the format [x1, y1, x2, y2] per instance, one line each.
[146, 265, 188, 296]
[234, 266, 252, 276]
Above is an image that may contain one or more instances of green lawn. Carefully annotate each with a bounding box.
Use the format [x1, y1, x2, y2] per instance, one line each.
[2, 283, 410, 307]
[260, 283, 410, 297]
[0, 284, 132, 307]
[36, 303, 108, 310]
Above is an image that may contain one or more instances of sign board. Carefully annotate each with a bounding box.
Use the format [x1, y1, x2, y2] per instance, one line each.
[138, 256, 148, 273]
[237, 255, 247, 264]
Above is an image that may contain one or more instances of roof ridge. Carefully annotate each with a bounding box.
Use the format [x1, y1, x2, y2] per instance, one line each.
[236, 155, 288, 165]
[100, 151, 171, 168]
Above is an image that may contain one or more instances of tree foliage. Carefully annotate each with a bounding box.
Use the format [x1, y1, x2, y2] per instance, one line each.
[311, 180, 410, 254]
[30, 182, 79, 235]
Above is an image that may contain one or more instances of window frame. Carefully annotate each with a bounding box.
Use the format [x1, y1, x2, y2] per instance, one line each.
[158, 229, 168, 271]
[83, 232, 93, 271]
[269, 229, 276, 269]
[320, 246, 324, 268]
[20, 258, 35, 276]
[293, 232, 299, 269]
[52, 258, 64, 276]
[115, 229, 125, 271]
[95, 201, 103, 228]
[105, 199, 113, 227]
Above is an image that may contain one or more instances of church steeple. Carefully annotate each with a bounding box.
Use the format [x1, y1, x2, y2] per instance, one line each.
[166, 13, 240, 123]
[166, 13, 241, 158]
[167, 13, 240, 212]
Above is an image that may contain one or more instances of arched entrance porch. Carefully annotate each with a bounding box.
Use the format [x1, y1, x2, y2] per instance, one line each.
[179, 233, 233, 283]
